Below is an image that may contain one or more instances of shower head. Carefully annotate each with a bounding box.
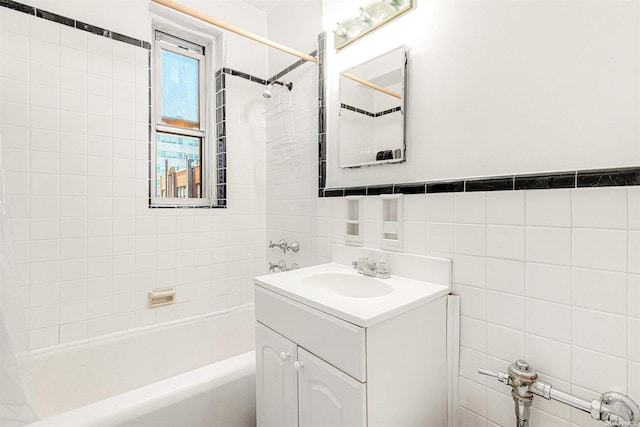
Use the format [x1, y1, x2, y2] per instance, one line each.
[262, 84, 272, 99]
[262, 81, 293, 98]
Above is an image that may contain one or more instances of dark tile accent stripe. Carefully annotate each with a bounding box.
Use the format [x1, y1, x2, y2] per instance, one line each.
[214, 67, 227, 206]
[320, 167, 640, 198]
[341, 103, 374, 117]
[318, 32, 328, 191]
[466, 177, 514, 192]
[319, 160, 326, 189]
[268, 50, 317, 83]
[224, 68, 268, 87]
[223, 48, 317, 90]
[427, 181, 465, 193]
[36, 8, 73, 26]
[324, 188, 344, 197]
[515, 172, 576, 190]
[577, 167, 640, 187]
[375, 106, 402, 117]
[340, 103, 401, 118]
[394, 183, 426, 194]
[111, 32, 145, 48]
[0, 0, 150, 49]
[0, 0, 33, 14]
[345, 187, 367, 196]
[367, 185, 393, 196]
[250, 75, 268, 85]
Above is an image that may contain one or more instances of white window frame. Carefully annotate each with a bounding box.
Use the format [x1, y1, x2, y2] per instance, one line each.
[151, 28, 216, 207]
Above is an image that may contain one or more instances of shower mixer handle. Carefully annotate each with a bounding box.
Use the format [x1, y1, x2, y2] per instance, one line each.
[268, 239, 300, 253]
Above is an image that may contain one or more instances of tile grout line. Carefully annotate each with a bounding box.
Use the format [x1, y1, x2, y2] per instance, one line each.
[569, 186, 573, 424]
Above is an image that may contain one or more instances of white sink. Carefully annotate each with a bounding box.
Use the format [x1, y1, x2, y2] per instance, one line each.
[301, 273, 394, 298]
[254, 246, 451, 327]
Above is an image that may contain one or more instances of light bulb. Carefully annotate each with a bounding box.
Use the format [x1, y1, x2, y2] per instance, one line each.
[358, 7, 371, 23]
[334, 23, 348, 37]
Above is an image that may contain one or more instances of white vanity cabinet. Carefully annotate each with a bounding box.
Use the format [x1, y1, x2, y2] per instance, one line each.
[256, 323, 366, 427]
[255, 285, 448, 427]
[255, 322, 298, 426]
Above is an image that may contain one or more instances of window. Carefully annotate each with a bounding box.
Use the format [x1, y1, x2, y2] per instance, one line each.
[152, 30, 214, 206]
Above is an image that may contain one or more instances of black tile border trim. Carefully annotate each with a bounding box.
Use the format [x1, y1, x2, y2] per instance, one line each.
[268, 50, 317, 83]
[340, 103, 402, 118]
[318, 32, 327, 190]
[223, 48, 317, 89]
[319, 167, 640, 197]
[577, 167, 640, 187]
[466, 177, 514, 192]
[1, 0, 151, 49]
[427, 181, 464, 194]
[514, 172, 576, 190]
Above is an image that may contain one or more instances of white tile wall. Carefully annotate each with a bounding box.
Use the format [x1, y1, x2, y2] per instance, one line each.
[0, 7, 266, 351]
[320, 185, 640, 426]
[265, 60, 320, 268]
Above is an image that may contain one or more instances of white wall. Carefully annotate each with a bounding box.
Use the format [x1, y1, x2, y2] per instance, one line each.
[323, 0, 640, 187]
[266, 0, 321, 77]
[0, 1, 268, 350]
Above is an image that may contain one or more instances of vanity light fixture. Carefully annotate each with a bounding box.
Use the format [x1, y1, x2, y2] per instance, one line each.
[358, 8, 372, 23]
[333, 0, 413, 50]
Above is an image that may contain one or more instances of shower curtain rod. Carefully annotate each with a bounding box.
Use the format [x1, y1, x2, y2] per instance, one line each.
[151, 0, 317, 64]
[342, 72, 401, 99]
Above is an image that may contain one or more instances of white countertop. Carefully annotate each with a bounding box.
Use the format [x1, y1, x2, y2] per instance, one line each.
[254, 262, 451, 327]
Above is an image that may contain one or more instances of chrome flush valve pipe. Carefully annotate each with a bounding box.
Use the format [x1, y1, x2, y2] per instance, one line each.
[480, 360, 537, 427]
[479, 360, 640, 427]
[508, 360, 537, 427]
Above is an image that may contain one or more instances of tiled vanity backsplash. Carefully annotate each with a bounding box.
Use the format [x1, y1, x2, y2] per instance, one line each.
[317, 185, 640, 427]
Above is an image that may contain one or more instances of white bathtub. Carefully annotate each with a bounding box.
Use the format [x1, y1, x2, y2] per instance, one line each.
[28, 306, 256, 427]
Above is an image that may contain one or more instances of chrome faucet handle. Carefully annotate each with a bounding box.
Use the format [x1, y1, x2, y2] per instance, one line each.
[478, 368, 498, 378]
[375, 258, 389, 272]
[288, 241, 300, 253]
[478, 368, 510, 385]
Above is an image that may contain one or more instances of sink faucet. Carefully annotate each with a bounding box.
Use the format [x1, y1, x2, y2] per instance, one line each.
[352, 257, 390, 279]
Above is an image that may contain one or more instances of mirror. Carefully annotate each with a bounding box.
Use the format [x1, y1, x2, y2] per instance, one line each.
[338, 46, 407, 168]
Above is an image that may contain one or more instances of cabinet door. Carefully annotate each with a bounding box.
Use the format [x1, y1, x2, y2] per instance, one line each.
[256, 322, 298, 427]
[297, 348, 366, 427]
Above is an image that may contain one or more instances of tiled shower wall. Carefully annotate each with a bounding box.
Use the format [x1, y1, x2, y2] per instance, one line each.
[265, 61, 321, 269]
[317, 187, 640, 427]
[0, 6, 266, 350]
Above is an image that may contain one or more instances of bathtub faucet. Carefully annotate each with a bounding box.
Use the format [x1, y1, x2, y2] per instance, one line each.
[268, 260, 298, 273]
[479, 360, 640, 427]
